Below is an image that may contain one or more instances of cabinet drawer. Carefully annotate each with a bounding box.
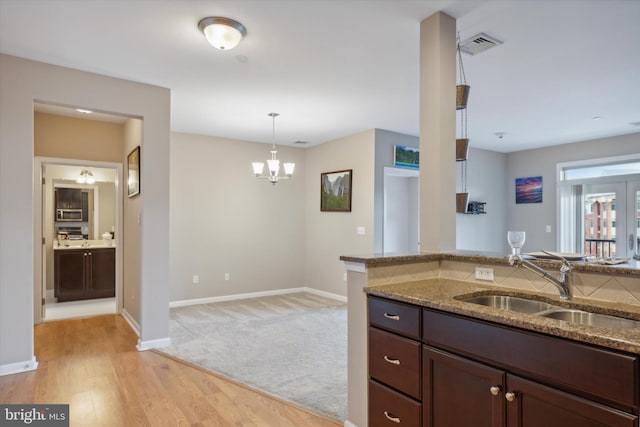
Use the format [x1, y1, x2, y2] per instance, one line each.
[423, 308, 639, 411]
[369, 327, 421, 399]
[369, 379, 421, 427]
[369, 297, 421, 339]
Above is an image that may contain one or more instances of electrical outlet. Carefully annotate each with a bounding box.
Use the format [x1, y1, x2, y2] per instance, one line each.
[224, 273, 230, 281]
[475, 267, 494, 281]
[193, 275, 199, 284]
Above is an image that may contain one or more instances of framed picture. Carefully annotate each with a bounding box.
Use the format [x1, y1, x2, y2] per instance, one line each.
[127, 146, 140, 197]
[393, 145, 419, 169]
[515, 176, 542, 204]
[321, 169, 352, 212]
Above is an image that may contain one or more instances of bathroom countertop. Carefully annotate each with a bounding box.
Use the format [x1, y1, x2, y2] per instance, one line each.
[365, 278, 640, 354]
[53, 241, 116, 250]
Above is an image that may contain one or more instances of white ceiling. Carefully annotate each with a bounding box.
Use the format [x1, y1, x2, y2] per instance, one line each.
[1, 0, 639, 153]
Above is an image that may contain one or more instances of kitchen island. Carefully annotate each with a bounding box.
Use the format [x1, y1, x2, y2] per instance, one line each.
[341, 251, 640, 427]
[54, 241, 115, 302]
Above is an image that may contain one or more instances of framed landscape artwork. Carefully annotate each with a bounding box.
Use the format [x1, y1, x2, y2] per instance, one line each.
[321, 169, 352, 212]
[127, 146, 140, 197]
[515, 176, 542, 204]
[394, 145, 419, 169]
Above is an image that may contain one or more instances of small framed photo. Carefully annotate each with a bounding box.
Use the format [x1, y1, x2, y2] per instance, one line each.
[394, 145, 419, 169]
[321, 169, 352, 212]
[127, 146, 140, 198]
[515, 176, 542, 204]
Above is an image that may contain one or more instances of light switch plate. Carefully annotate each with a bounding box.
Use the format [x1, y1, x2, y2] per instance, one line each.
[357, 226, 365, 235]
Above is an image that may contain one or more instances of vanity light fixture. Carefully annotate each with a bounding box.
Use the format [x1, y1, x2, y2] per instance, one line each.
[252, 113, 295, 185]
[76, 108, 92, 114]
[198, 17, 247, 50]
[76, 169, 95, 184]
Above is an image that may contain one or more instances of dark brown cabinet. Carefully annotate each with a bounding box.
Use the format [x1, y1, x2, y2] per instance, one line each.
[54, 248, 115, 302]
[55, 188, 83, 209]
[368, 296, 640, 427]
[368, 297, 422, 427]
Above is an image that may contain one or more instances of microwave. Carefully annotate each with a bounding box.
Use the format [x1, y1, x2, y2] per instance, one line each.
[56, 209, 83, 222]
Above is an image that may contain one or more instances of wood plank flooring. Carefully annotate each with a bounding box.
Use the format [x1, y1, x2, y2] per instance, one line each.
[0, 314, 342, 427]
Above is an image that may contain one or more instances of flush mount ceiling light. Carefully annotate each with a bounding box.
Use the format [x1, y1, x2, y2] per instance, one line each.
[76, 169, 95, 184]
[252, 113, 295, 185]
[198, 16, 247, 50]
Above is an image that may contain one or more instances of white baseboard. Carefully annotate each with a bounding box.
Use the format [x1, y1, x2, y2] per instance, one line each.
[304, 287, 347, 303]
[120, 309, 140, 337]
[136, 337, 171, 352]
[0, 356, 38, 377]
[344, 420, 358, 427]
[170, 286, 347, 308]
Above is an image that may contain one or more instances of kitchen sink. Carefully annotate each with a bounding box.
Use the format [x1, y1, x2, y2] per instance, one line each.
[539, 309, 640, 330]
[459, 295, 554, 314]
[459, 294, 640, 330]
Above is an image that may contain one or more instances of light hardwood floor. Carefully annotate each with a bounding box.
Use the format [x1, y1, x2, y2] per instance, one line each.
[0, 314, 342, 427]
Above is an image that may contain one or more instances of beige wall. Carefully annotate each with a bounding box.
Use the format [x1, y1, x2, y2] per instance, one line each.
[123, 119, 143, 324]
[507, 132, 640, 252]
[305, 129, 376, 297]
[0, 53, 170, 372]
[34, 112, 124, 162]
[169, 132, 306, 302]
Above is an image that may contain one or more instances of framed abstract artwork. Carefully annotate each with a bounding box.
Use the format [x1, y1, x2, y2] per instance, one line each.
[515, 176, 542, 204]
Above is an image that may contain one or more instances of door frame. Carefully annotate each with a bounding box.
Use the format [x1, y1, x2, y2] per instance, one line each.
[628, 181, 640, 258]
[34, 156, 123, 324]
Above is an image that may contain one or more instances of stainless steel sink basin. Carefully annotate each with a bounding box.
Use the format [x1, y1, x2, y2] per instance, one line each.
[539, 309, 640, 329]
[460, 295, 554, 314]
[459, 294, 640, 330]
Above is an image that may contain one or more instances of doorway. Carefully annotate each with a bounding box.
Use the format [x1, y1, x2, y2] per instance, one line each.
[558, 156, 640, 258]
[383, 167, 419, 253]
[37, 159, 122, 322]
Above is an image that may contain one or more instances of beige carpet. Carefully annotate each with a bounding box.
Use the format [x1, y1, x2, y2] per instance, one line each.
[158, 292, 347, 421]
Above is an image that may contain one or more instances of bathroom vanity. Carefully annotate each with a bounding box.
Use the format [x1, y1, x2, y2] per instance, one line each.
[54, 244, 115, 302]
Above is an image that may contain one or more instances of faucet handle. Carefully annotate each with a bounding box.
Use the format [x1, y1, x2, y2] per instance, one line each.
[541, 250, 572, 271]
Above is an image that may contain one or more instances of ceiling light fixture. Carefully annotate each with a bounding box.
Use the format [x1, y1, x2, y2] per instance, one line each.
[252, 113, 295, 185]
[198, 17, 247, 50]
[76, 169, 95, 184]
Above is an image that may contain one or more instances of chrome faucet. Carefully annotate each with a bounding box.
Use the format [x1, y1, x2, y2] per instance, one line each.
[509, 250, 572, 300]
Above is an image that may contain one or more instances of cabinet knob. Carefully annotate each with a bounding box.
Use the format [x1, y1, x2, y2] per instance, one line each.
[505, 392, 516, 402]
[384, 411, 400, 424]
[383, 313, 400, 320]
[489, 386, 501, 396]
[383, 355, 400, 366]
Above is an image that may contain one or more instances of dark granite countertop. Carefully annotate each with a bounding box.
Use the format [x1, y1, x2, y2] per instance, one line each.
[365, 278, 640, 354]
[341, 251, 640, 277]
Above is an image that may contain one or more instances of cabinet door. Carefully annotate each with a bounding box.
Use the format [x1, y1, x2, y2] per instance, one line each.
[423, 346, 505, 427]
[506, 374, 638, 427]
[54, 250, 86, 302]
[87, 249, 115, 299]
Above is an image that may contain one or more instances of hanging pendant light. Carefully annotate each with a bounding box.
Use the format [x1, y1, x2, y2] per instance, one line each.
[252, 113, 295, 185]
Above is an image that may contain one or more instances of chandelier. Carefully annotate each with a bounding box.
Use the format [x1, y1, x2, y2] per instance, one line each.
[252, 113, 295, 185]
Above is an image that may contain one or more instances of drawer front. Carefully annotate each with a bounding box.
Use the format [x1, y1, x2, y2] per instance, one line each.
[369, 379, 421, 427]
[369, 327, 421, 399]
[369, 296, 421, 339]
[423, 308, 639, 411]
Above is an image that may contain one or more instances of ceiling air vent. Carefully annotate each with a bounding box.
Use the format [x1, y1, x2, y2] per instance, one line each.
[459, 32, 503, 56]
[293, 140, 309, 145]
